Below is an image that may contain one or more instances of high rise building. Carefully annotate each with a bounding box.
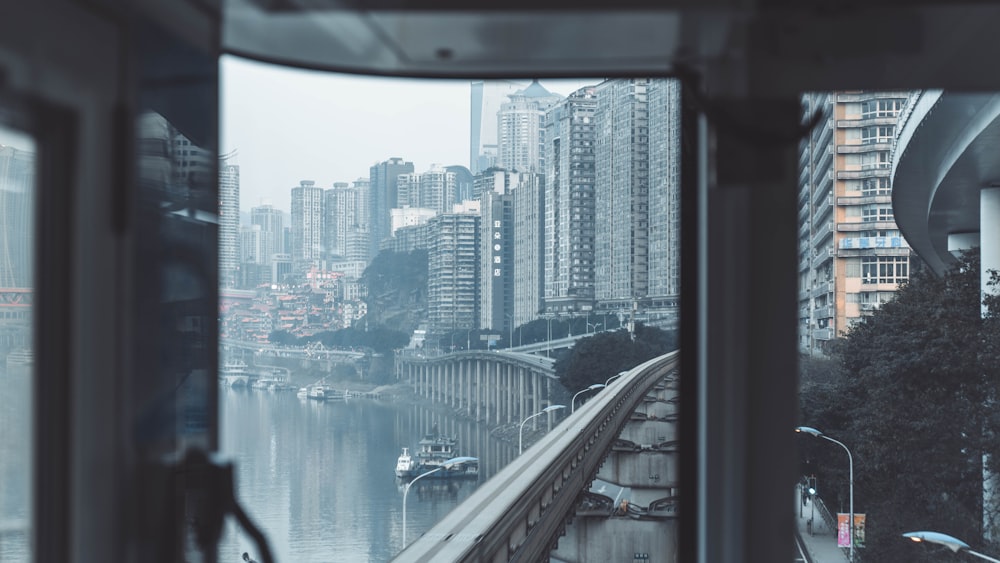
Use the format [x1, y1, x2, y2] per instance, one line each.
[290, 180, 324, 273]
[798, 91, 913, 354]
[399, 164, 457, 214]
[511, 173, 545, 330]
[478, 175, 514, 336]
[445, 165, 474, 203]
[594, 79, 651, 310]
[250, 203, 283, 272]
[544, 84, 599, 314]
[497, 80, 562, 174]
[219, 162, 240, 288]
[369, 157, 414, 260]
[470, 80, 525, 174]
[646, 79, 682, 307]
[0, 145, 34, 289]
[427, 211, 480, 334]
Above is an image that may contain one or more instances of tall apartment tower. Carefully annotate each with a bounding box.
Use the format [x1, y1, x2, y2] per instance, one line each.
[219, 162, 240, 288]
[594, 79, 651, 310]
[250, 203, 283, 271]
[798, 91, 913, 354]
[497, 80, 562, 174]
[369, 157, 414, 260]
[470, 80, 525, 174]
[324, 181, 369, 262]
[290, 180, 324, 273]
[511, 173, 545, 330]
[427, 211, 481, 334]
[0, 145, 34, 289]
[646, 79, 682, 307]
[399, 164, 457, 214]
[543, 84, 599, 314]
[478, 171, 536, 337]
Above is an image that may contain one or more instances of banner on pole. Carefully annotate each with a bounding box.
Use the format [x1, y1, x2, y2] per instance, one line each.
[837, 513, 866, 548]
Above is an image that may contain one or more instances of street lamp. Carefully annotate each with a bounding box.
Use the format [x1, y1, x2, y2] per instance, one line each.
[572, 383, 606, 413]
[587, 322, 603, 334]
[796, 426, 854, 562]
[903, 531, 1000, 562]
[519, 404, 566, 454]
[505, 313, 515, 348]
[545, 316, 555, 357]
[605, 371, 626, 387]
[402, 456, 479, 547]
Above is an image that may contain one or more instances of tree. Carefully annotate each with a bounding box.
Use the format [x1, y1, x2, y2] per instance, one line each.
[800, 252, 997, 561]
[554, 323, 677, 391]
[268, 330, 299, 346]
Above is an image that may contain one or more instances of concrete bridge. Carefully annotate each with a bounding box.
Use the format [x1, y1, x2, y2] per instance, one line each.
[395, 349, 565, 429]
[393, 351, 680, 562]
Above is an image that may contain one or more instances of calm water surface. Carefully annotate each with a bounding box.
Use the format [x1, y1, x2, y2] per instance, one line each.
[216, 388, 515, 562]
[0, 364, 31, 563]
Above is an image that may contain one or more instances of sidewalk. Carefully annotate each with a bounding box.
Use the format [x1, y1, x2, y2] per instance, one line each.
[795, 492, 849, 562]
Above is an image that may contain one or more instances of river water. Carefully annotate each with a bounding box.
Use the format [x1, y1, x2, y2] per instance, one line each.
[216, 388, 516, 562]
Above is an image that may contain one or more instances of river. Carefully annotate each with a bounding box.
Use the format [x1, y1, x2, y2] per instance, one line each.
[216, 387, 516, 562]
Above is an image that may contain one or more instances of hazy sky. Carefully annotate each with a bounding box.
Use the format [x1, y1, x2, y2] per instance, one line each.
[221, 55, 597, 211]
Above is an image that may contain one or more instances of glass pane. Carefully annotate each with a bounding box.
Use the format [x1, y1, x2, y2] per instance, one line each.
[0, 123, 35, 561]
[219, 57, 681, 562]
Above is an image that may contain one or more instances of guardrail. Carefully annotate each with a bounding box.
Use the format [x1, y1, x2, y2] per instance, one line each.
[392, 350, 680, 562]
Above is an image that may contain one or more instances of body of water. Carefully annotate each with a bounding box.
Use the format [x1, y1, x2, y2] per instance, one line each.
[216, 388, 515, 562]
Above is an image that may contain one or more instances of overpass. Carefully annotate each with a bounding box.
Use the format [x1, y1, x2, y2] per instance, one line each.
[396, 349, 562, 428]
[220, 338, 366, 362]
[393, 351, 680, 562]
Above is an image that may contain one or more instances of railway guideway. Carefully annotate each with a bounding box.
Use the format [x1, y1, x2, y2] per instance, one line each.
[393, 351, 680, 563]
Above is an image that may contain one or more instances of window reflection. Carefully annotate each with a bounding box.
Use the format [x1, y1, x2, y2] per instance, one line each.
[0, 123, 35, 561]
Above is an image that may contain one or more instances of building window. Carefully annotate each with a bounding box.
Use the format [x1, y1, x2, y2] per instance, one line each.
[862, 177, 891, 196]
[861, 125, 895, 144]
[861, 256, 909, 284]
[861, 99, 904, 118]
[861, 204, 894, 222]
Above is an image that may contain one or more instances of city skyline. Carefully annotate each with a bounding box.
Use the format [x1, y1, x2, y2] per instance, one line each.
[221, 55, 599, 211]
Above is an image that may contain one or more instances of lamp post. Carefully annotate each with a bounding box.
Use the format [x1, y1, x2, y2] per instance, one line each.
[572, 383, 606, 413]
[796, 426, 854, 562]
[903, 531, 1000, 562]
[519, 404, 565, 454]
[505, 313, 515, 348]
[402, 456, 478, 547]
[587, 322, 603, 334]
[605, 371, 626, 387]
[545, 316, 554, 357]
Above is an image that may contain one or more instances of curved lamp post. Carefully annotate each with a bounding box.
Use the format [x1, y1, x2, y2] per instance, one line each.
[402, 456, 478, 547]
[795, 425, 855, 562]
[518, 405, 566, 454]
[605, 371, 626, 387]
[903, 531, 1000, 562]
[572, 383, 606, 413]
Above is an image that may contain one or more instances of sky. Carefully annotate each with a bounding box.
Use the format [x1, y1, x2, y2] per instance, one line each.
[221, 55, 598, 211]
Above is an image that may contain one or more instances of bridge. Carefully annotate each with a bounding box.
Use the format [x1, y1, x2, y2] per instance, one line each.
[393, 351, 680, 562]
[396, 349, 562, 428]
[220, 338, 366, 362]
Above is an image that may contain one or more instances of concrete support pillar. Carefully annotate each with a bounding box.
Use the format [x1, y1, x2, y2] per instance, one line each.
[476, 360, 482, 421]
[494, 362, 501, 426]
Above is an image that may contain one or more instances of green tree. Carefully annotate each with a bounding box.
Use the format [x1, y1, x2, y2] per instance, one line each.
[800, 252, 998, 561]
[554, 324, 677, 391]
[268, 330, 299, 346]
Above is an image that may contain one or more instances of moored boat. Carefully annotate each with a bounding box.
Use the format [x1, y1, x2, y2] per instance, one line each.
[219, 360, 250, 387]
[395, 432, 478, 479]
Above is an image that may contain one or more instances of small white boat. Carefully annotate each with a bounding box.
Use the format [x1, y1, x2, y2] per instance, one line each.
[296, 387, 308, 399]
[308, 386, 328, 401]
[395, 447, 417, 478]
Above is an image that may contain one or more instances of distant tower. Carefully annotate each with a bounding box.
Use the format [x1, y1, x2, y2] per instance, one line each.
[470, 80, 524, 174]
[251, 203, 283, 281]
[218, 160, 240, 288]
[646, 79, 682, 306]
[290, 180, 324, 273]
[369, 158, 415, 261]
[497, 80, 562, 174]
[594, 79, 651, 309]
[544, 84, 599, 314]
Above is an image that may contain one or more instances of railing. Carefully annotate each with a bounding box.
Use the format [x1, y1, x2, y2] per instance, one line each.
[392, 351, 680, 562]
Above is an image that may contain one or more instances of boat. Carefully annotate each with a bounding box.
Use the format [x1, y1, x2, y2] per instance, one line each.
[252, 369, 291, 391]
[219, 360, 250, 387]
[395, 447, 417, 477]
[308, 385, 328, 401]
[296, 387, 308, 399]
[395, 431, 478, 479]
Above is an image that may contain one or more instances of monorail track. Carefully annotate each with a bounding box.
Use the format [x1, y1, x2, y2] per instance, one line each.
[393, 351, 681, 562]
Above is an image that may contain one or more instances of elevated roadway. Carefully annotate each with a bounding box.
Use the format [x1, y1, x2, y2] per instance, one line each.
[393, 351, 679, 562]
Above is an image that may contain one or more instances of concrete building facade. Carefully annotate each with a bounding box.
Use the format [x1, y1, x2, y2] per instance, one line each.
[427, 211, 481, 334]
[646, 79, 683, 308]
[369, 157, 415, 260]
[497, 80, 562, 174]
[290, 180, 324, 274]
[219, 162, 240, 288]
[470, 80, 525, 174]
[798, 91, 913, 353]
